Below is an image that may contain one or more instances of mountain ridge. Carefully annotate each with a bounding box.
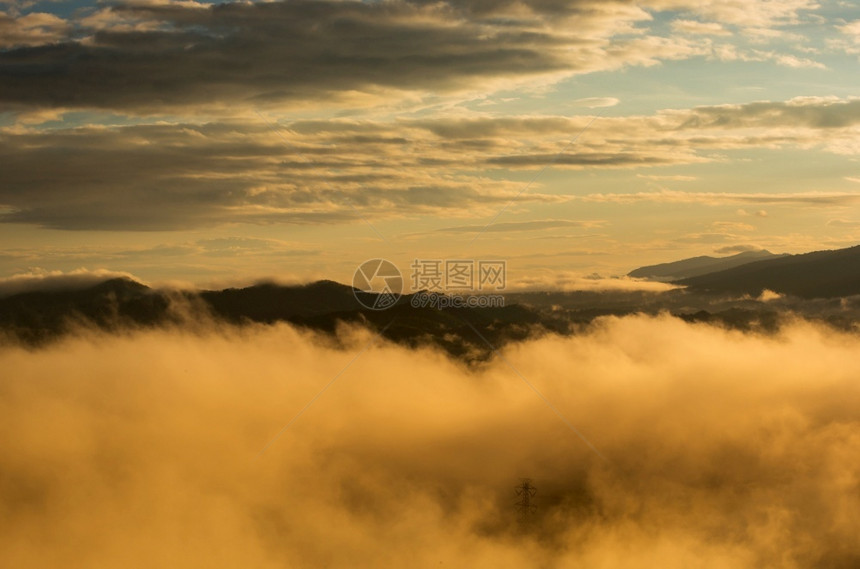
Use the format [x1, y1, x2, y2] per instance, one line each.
[629, 249, 787, 281]
[678, 244, 860, 298]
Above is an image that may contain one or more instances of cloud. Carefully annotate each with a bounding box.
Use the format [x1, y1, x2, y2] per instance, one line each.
[0, 0, 658, 113]
[0, 239, 322, 284]
[737, 209, 769, 217]
[0, 0, 832, 115]
[675, 231, 737, 244]
[758, 288, 784, 301]
[647, 0, 820, 28]
[826, 218, 860, 228]
[670, 19, 731, 36]
[507, 272, 679, 292]
[637, 174, 698, 181]
[772, 53, 826, 69]
[698, 44, 826, 68]
[570, 97, 620, 108]
[711, 221, 755, 232]
[838, 19, 860, 39]
[487, 152, 679, 168]
[0, 268, 142, 298]
[0, 121, 567, 230]
[714, 244, 765, 254]
[1, 315, 858, 567]
[0, 11, 69, 48]
[673, 96, 860, 130]
[3, 95, 860, 230]
[434, 219, 605, 234]
[582, 189, 860, 206]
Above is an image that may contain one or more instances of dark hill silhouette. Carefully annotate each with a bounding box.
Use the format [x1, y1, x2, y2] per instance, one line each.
[0, 278, 568, 360]
[7, 253, 860, 357]
[679, 244, 860, 298]
[200, 280, 362, 322]
[0, 278, 168, 343]
[629, 250, 785, 281]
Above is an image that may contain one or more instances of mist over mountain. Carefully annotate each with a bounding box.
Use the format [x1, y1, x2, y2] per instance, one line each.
[628, 250, 786, 281]
[679, 244, 860, 298]
[0, 278, 564, 360]
[5, 242, 860, 358]
[3, 262, 860, 568]
[7, 254, 860, 359]
[0, 278, 171, 344]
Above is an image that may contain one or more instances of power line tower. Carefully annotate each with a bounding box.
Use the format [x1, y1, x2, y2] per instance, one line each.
[515, 478, 537, 530]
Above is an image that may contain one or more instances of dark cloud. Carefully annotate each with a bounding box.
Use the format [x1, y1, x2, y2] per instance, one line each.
[676, 97, 860, 130]
[487, 152, 676, 167]
[0, 0, 649, 113]
[582, 189, 860, 206]
[3, 95, 859, 231]
[0, 122, 562, 230]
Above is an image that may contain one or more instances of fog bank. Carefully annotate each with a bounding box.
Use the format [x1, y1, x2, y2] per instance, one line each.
[1, 316, 858, 568]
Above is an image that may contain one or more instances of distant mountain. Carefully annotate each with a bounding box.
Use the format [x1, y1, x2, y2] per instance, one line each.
[0, 277, 568, 360]
[200, 280, 362, 322]
[629, 250, 786, 281]
[0, 277, 170, 344]
[627, 249, 786, 282]
[7, 252, 860, 355]
[679, 244, 860, 298]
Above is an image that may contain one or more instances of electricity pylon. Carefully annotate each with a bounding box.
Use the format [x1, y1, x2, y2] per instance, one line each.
[515, 478, 536, 529]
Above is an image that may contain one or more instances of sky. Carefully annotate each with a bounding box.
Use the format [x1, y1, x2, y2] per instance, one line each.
[2, 0, 860, 288]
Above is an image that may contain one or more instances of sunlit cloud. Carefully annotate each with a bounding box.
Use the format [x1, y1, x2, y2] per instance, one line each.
[637, 174, 698, 181]
[582, 190, 860, 206]
[714, 244, 766, 254]
[434, 219, 607, 234]
[0, 10, 69, 48]
[4, 96, 860, 231]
